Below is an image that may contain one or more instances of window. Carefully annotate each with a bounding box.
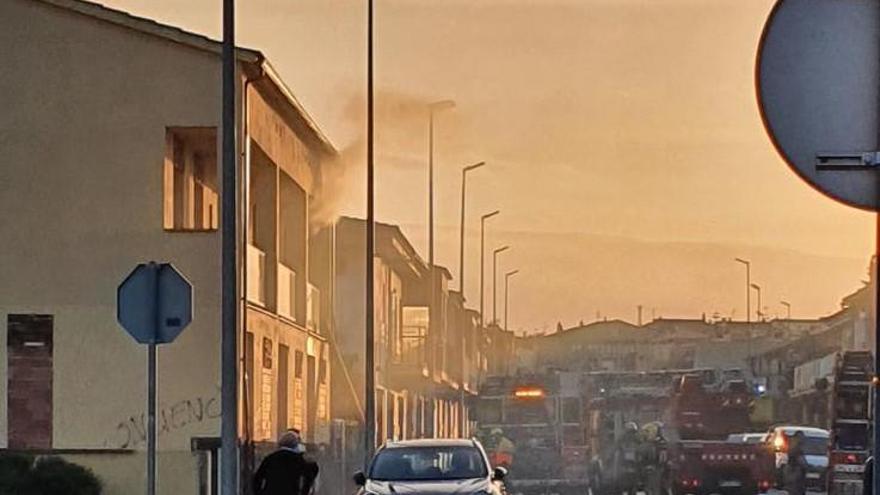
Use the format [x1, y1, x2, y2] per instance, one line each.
[369, 446, 488, 481]
[164, 127, 218, 231]
[295, 350, 304, 379]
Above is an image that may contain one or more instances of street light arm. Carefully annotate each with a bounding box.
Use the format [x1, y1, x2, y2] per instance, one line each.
[482, 210, 501, 221]
[464, 161, 486, 173]
[429, 99, 456, 112]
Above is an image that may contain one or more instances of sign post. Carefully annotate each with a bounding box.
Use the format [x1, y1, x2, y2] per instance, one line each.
[756, 2, 880, 494]
[117, 262, 193, 495]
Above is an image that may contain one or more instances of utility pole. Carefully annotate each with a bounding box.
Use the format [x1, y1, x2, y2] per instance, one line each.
[220, 0, 238, 492]
[365, 0, 376, 464]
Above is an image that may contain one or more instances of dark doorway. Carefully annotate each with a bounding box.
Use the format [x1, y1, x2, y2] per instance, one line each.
[307, 355, 317, 442]
[277, 344, 290, 437]
[7, 314, 53, 449]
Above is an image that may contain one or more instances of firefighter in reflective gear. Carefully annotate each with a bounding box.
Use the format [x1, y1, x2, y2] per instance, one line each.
[638, 422, 668, 495]
[484, 428, 515, 468]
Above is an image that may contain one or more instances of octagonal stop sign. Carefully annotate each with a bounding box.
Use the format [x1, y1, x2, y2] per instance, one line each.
[756, 0, 880, 211]
[117, 262, 193, 344]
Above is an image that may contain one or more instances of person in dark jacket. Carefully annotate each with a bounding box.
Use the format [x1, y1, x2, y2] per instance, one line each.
[254, 429, 320, 495]
[784, 432, 807, 495]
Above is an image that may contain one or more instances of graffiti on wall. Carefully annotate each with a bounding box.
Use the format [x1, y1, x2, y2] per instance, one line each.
[108, 390, 222, 449]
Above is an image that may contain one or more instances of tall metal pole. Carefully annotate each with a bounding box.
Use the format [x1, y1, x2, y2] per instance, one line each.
[365, 0, 376, 464]
[479, 211, 500, 327]
[873, 215, 879, 495]
[147, 343, 156, 495]
[220, 0, 239, 492]
[426, 100, 453, 424]
[735, 258, 751, 323]
[735, 257, 752, 370]
[146, 263, 159, 495]
[429, 110, 434, 272]
[492, 246, 509, 325]
[458, 162, 485, 295]
[456, 162, 482, 438]
[504, 270, 519, 331]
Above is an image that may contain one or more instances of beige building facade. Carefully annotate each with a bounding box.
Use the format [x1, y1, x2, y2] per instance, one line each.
[0, 0, 335, 493]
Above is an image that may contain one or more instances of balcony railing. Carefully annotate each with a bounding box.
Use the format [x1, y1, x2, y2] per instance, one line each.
[278, 262, 296, 321]
[246, 244, 266, 306]
[395, 334, 428, 366]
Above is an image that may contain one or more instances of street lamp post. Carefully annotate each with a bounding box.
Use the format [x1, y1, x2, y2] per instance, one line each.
[220, 0, 238, 493]
[492, 246, 510, 325]
[781, 300, 791, 319]
[751, 283, 763, 321]
[426, 99, 453, 441]
[734, 258, 751, 323]
[458, 162, 486, 295]
[505, 270, 520, 331]
[480, 211, 500, 327]
[365, 0, 376, 463]
[457, 161, 484, 438]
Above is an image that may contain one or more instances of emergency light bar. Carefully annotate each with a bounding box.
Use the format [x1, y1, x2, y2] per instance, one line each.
[514, 387, 545, 398]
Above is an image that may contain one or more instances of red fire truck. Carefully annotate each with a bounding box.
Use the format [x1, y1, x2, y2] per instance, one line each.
[827, 352, 873, 495]
[666, 371, 774, 495]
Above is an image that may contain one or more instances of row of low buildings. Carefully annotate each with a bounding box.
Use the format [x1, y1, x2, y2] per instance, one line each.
[0, 1, 515, 494]
[514, 263, 875, 431]
[515, 316, 818, 374]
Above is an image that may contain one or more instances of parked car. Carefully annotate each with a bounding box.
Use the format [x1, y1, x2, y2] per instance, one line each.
[765, 426, 830, 494]
[354, 439, 508, 495]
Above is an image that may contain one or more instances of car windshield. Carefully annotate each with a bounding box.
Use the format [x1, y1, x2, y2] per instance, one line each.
[370, 446, 488, 481]
[801, 436, 828, 456]
[783, 433, 828, 456]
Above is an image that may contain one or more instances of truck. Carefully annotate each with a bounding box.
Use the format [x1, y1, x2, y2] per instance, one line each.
[583, 368, 772, 495]
[476, 371, 590, 495]
[666, 371, 774, 495]
[827, 351, 873, 495]
[476, 369, 772, 495]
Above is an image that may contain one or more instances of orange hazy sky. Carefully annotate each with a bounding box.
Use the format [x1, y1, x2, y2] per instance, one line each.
[104, 0, 874, 332]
